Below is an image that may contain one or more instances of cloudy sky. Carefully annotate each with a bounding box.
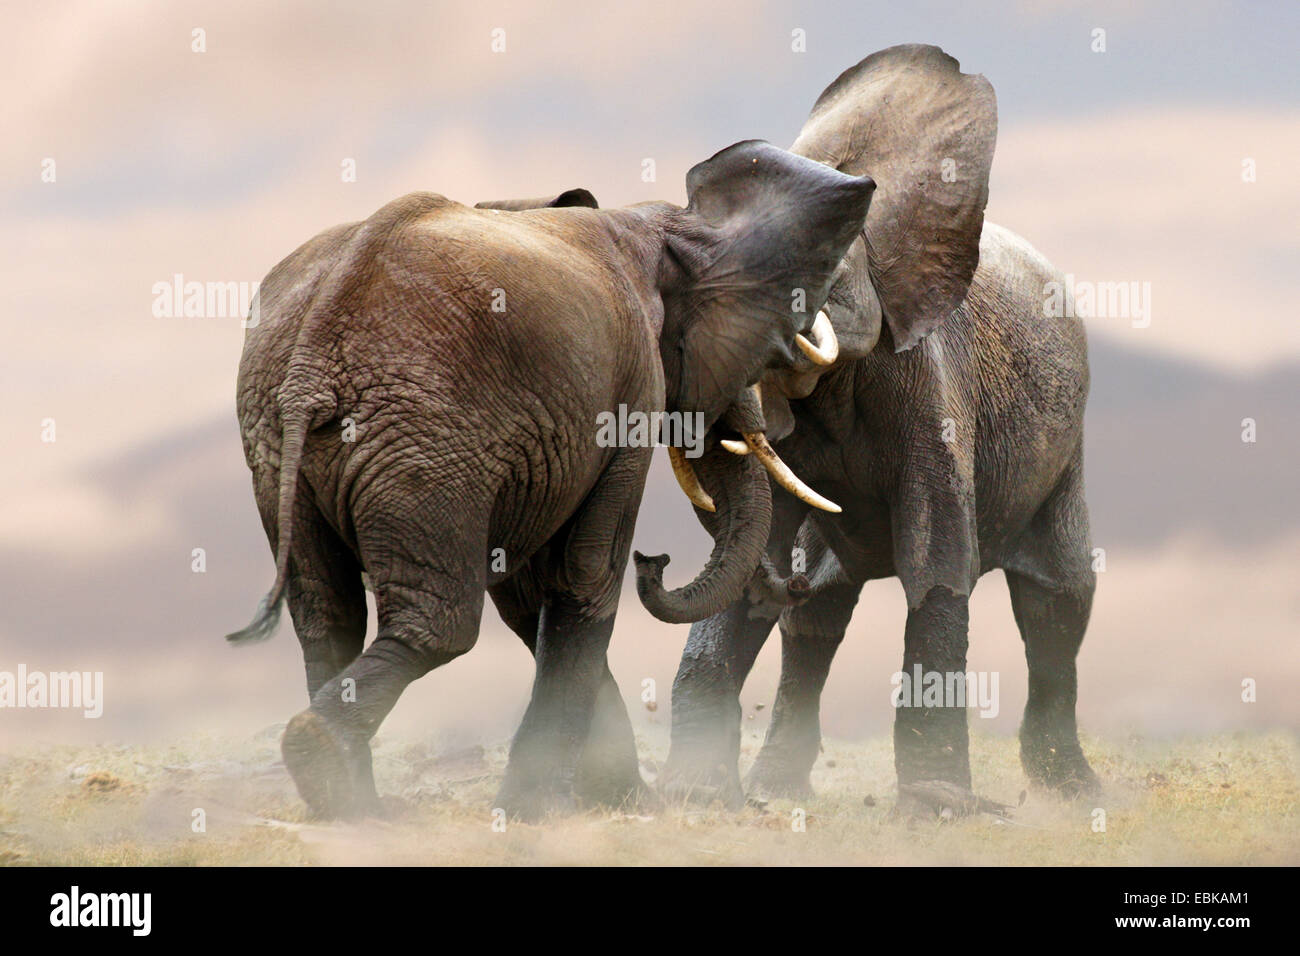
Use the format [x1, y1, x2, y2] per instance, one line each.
[1, 0, 1296, 748]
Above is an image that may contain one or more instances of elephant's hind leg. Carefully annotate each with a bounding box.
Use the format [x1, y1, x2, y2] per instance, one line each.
[490, 563, 646, 810]
[251, 464, 367, 698]
[283, 491, 489, 819]
[284, 509, 368, 700]
[1004, 457, 1100, 797]
[573, 662, 647, 809]
[494, 596, 622, 820]
[495, 448, 650, 821]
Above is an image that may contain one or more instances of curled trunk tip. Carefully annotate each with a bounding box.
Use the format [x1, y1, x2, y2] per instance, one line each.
[634, 552, 703, 625]
[634, 448, 773, 624]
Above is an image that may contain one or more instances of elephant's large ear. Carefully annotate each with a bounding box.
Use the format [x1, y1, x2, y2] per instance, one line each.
[792, 44, 996, 352]
[474, 188, 598, 210]
[663, 140, 874, 422]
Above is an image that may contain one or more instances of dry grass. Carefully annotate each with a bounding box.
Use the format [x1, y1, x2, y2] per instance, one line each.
[1, 728, 1295, 866]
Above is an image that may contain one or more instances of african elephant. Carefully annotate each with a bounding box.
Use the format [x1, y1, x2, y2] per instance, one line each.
[655, 45, 1100, 812]
[225, 141, 874, 820]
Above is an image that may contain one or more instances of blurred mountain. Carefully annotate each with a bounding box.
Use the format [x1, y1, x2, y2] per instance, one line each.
[635, 336, 1300, 565]
[2, 337, 1295, 660]
[1082, 337, 1297, 549]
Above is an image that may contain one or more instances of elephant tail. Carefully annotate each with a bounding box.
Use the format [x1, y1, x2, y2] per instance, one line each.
[225, 402, 322, 646]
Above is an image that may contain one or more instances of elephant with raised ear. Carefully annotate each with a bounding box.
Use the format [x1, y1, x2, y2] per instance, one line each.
[225, 141, 873, 820]
[659, 45, 1100, 813]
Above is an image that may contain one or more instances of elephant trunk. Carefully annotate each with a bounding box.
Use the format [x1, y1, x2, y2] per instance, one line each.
[634, 440, 773, 624]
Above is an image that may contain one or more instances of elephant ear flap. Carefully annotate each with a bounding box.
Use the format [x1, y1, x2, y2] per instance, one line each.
[679, 140, 875, 323]
[546, 188, 599, 208]
[665, 141, 874, 422]
[792, 44, 997, 352]
[474, 188, 598, 210]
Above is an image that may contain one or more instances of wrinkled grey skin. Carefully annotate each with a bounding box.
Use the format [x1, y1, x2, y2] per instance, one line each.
[226, 140, 873, 821]
[660, 45, 1100, 812]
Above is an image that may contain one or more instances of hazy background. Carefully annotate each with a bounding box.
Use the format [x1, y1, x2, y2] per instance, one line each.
[2, 0, 1297, 751]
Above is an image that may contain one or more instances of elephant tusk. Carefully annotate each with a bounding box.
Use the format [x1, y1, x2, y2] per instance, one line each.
[720, 385, 763, 456]
[667, 446, 716, 512]
[794, 309, 839, 366]
[739, 431, 842, 514]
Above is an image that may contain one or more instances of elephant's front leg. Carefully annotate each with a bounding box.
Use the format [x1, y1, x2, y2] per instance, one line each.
[888, 434, 981, 814]
[893, 584, 973, 799]
[496, 597, 617, 820]
[746, 581, 862, 799]
[659, 492, 805, 806]
[660, 598, 778, 807]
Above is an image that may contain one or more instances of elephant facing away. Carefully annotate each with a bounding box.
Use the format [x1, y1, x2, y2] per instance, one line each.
[658, 45, 1100, 812]
[226, 141, 874, 820]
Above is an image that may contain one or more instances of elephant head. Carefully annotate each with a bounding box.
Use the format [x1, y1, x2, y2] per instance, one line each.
[633, 140, 874, 623]
[759, 44, 998, 440]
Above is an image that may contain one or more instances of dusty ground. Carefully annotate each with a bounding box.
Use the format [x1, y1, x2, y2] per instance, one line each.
[1, 728, 1296, 866]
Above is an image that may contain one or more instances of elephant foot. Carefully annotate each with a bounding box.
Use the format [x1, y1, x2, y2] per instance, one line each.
[281, 709, 382, 820]
[657, 759, 746, 809]
[605, 777, 664, 815]
[494, 779, 579, 823]
[744, 758, 815, 801]
[894, 780, 1014, 821]
[574, 742, 651, 810]
[574, 769, 662, 814]
[893, 710, 972, 813]
[1022, 738, 1101, 799]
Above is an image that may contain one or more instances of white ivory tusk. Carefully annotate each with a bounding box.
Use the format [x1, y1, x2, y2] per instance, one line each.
[741, 431, 842, 513]
[794, 309, 839, 366]
[668, 446, 716, 512]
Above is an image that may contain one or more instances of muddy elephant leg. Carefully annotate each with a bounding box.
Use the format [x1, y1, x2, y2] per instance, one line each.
[893, 585, 973, 793]
[1007, 572, 1097, 796]
[659, 599, 779, 806]
[659, 495, 805, 806]
[1006, 459, 1099, 797]
[490, 564, 644, 810]
[495, 447, 650, 820]
[887, 441, 981, 812]
[282, 497, 488, 819]
[746, 581, 862, 799]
